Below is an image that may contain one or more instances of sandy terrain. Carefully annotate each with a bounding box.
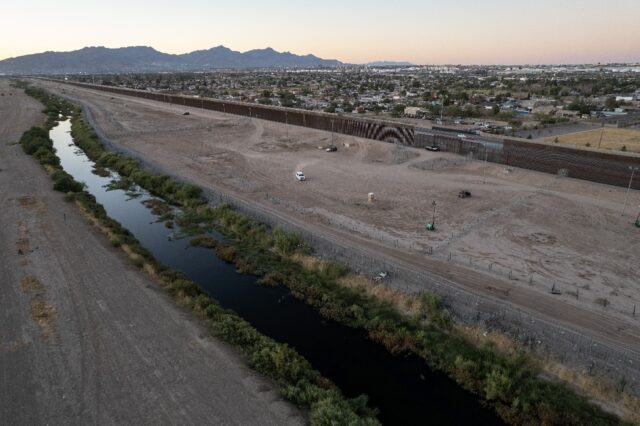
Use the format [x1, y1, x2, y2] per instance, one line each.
[543, 127, 640, 153]
[36, 81, 640, 354]
[0, 80, 302, 425]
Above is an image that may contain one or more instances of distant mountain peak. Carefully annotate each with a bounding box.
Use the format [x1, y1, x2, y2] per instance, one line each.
[0, 45, 343, 74]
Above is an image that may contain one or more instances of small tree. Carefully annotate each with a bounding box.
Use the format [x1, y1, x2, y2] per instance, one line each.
[605, 96, 618, 110]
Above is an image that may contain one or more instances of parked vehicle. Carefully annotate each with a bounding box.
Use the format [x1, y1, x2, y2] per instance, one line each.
[326, 145, 337, 152]
[295, 171, 306, 181]
[425, 145, 440, 151]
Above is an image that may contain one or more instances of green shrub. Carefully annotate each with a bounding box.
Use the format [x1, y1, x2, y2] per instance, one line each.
[273, 228, 301, 255]
[33, 146, 60, 166]
[20, 126, 52, 155]
[484, 367, 513, 401]
[51, 170, 84, 193]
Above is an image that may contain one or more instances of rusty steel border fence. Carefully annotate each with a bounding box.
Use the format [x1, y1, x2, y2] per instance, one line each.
[55, 80, 640, 189]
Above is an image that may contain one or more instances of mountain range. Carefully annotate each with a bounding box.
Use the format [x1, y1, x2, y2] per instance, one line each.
[0, 45, 343, 74]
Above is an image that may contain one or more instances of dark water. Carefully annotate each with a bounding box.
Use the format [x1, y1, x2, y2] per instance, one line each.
[50, 119, 503, 425]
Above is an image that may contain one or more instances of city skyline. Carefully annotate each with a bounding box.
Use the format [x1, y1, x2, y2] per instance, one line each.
[2, 0, 639, 65]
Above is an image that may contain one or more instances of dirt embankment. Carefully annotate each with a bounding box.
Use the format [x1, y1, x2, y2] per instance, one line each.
[0, 79, 302, 425]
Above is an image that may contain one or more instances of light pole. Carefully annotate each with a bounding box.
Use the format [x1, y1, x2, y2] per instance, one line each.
[331, 119, 335, 146]
[483, 143, 488, 184]
[431, 201, 437, 226]
[622, 166, 639, 216]
[598, 126, 604, 149]
[285, 111, 289, 140]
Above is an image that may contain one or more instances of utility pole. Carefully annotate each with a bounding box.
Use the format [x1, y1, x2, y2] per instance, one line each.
[598, 126, 604, 149]
[483, 144, 488, 184]
[622, 166, 639, 216]
[331, 119, 335, 146]
[285, 112, 289, 140]
[431, 201, 437, 226]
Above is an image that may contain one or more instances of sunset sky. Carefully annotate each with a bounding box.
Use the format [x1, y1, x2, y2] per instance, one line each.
[2, 0, 639, 64]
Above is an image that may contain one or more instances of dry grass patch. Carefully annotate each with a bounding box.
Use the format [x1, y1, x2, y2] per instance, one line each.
[20, 275, 44, 294]
[542, 359, 640, 424]
[16, 219, 30, 254]
[291, 254, 421, 316]
[456, 324, 521, 358]
[338, 273, 422, 317]
[30, 300, 56, 338]
[76, 200, 157, 273]
[17, 195, 38, 209]
[15, 238, 30, 254]
[544, 128, 640, 153]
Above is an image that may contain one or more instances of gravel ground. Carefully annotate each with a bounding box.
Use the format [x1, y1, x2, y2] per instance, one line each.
[0, 79, 303, 425]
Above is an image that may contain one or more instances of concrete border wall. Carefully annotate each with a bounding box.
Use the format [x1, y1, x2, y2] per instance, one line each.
[503, 139, 640, 188]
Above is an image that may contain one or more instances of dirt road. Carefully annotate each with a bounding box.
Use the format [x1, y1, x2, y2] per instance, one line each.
[0, 80, 302, 425]
[34, 81, 640, 361]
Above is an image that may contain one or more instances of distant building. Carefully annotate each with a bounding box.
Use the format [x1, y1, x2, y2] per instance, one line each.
[404, 106, 424, 117]
[532, 105, 556, 115]
[556, 109, 580, 118]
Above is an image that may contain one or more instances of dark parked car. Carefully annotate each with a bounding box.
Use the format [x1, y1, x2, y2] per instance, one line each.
[425, 145, 440, 151]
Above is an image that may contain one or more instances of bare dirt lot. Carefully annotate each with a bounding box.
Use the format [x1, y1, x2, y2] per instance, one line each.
[542, 127, 640, 153]
[0, 79, 302, 425]
[38, 81, 640, 353]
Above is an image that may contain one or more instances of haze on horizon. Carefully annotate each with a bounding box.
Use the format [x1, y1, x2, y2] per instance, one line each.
[3, 0, 639, 65]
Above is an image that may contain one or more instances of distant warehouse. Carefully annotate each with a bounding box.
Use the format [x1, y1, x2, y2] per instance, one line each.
[404, 106, 426, 118]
